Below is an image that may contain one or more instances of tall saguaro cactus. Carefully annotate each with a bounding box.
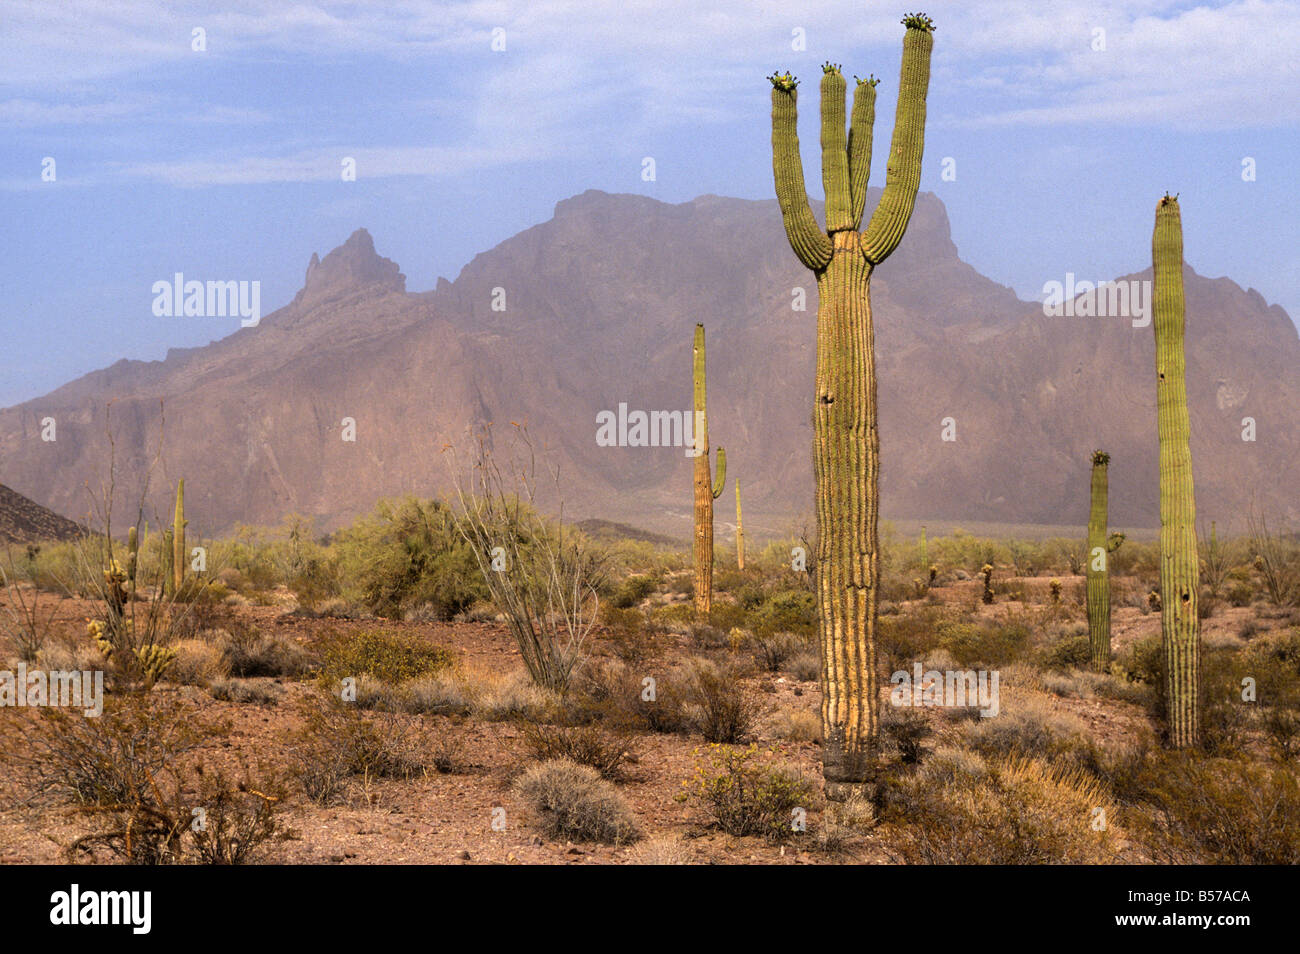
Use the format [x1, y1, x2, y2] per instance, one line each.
[692, 324, 726, 615]
[736, 480, 746, 571]
[1152, 194, 1200, 748]
[172, 479, 187, 596]
[769, 13, 934, 790]
[1086, 451, 1124, 671]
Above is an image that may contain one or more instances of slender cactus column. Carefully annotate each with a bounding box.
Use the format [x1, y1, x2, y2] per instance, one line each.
[1086, 451, 1123, 671]
[735, 480, 745, 570]
[1152, 194, 1200, 748]
[692, 324, 726, 615]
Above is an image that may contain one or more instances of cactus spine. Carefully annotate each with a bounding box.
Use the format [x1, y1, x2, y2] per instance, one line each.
[692, 324, 726, 615]
[173, 479, 187, 596]
[769, 14, 934, 790]
[735, 479, 745, 571]
[1086, 450, 1114, 671]
[1152, 194, 1200, 748]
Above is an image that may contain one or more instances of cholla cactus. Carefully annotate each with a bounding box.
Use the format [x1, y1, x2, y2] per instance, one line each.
[981, 563, 994, 604]
[1050, 578, 1062, 604]
[928, 563, 938, 585]
[86, 619, 115, 659]
[135, 644, 177, 686]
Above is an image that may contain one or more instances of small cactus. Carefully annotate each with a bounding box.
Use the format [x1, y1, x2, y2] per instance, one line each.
[1050, 578, 1062, 604]
[981, 563, 994, 605]
[135, 644, 177, 686]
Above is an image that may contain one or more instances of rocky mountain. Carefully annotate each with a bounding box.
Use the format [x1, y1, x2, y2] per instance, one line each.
[1, 190, 1295, 540]
[0, 484, 83, 544]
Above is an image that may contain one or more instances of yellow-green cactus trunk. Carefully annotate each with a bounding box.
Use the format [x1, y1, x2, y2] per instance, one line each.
[692, 324, 725, 616]
[769, 16, 933, 791]
[1086, 452, 1112, 672]
[1152, 195, 1200, 748]
[173, 479, 186, 596]
[735, 480, 745, 571]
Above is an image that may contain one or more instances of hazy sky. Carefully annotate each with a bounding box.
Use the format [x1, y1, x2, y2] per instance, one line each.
[2, 0, 1296, 407]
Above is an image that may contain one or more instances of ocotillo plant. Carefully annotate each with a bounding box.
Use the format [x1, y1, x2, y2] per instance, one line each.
[1152, 193, 1200, 748]
[692, 324, 726, 615]
[1085, 451, 1126, 671]
[769, 13, 934, 790]
[735, 479, 745, 571]
[172, 479, 187, 596]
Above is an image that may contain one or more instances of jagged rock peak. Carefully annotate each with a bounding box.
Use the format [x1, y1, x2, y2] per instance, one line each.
[301, 228, 405, 300]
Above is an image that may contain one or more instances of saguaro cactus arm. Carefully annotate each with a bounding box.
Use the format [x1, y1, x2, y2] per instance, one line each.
[847, 76, 878, 228]
[770, 74, 833, 270]
[712, 447, 727, 498]
[820, 63, 852, 232]
[860, 16, 934, 264]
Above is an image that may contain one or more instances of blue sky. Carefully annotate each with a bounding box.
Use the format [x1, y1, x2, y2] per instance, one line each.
[1, 0, 1297, 407]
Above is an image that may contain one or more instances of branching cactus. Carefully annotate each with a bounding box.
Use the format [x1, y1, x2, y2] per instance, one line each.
[692, 324, 726, 615]
[1152, 193, 1201, 748]
[735, 479, 746, 571]
[1086, 450, 1125, 671]
[173, 479, 187, 596]
[769, 14, 934, 792]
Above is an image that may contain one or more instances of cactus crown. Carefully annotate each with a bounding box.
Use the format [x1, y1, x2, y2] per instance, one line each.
[902, 12, 936, 31]
[821, 61, 842, 74]
[1160, 191, 1180, 205]
[1091, 449, 1110, 466]
[767, 71, 798, 91]
[855, 73, 881, 87]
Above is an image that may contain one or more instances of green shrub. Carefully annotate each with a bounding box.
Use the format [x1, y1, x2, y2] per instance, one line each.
[746, 589, 816, 638]
[685, 744, 814, 841]
[938, 620, 1031, 667]
[1038, 634, 1093, 670]
[334, 497, 486, 619]
[317, 628, 454, 685]
[683, 658, 759, 744]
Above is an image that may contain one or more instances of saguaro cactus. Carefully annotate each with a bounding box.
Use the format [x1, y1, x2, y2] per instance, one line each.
[172, 479, 187, 596]
[692, 324, 726, 615]
[1086, 451, 1125, 671]
[769, 13, 934, 790]
[735, 479, 746, 571]
[1152, 193, 1200, 748]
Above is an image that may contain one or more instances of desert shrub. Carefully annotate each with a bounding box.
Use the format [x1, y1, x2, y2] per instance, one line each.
[1225, 580, 1254, 607]
[784, 650, 820, 682]
[814, 791, 875, 855]
[182, 767, 291, 865]
[521, 723, 631, 779]
[706, 602, 747, 633]
[685, 744, 814, 841]
[395, 672, 473, 716]
[1116, 634, 1164, 687]
[688, 622, 729, 649]
[285, 695, 429, 804]
[0, 693, 221, 808]
[1133, 754, 1300, 863]
[163, 637, 231, 686]
[470, 669, 555, 722]
[208, 677, 284, 706]
[877, 607, 947, 674]
[611, 573, 658, 609]
[746, 589, 816, 639]
[682, 658, 760, 744]
[881, 704, 932, 764]
[514, 759, 639, 844]
[959, 694, 1101, 776]
[216, 626, 315, 678]
[334, 497, 486, 619]
[1038, 634, 1093, 671]
[882, 753, 1118, 864]
[749, 631, 804, 673]
[938, 620, 1031, 668]
[316, 628, 453, 686]
[768, 708, 820, 742]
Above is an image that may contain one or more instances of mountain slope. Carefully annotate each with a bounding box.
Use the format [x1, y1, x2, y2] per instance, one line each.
[1, 191, 1295, 538]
